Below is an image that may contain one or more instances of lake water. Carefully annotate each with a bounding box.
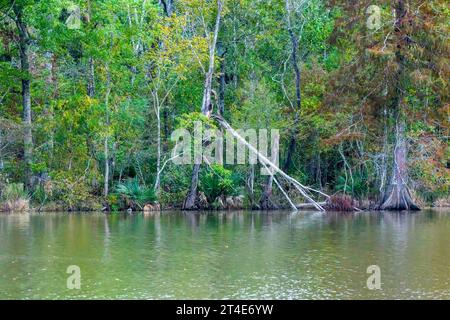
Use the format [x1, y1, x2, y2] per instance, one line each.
[0, 210, 449, 299]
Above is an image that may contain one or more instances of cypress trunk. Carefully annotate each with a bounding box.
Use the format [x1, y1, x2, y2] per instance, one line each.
[379, 0, 419, 211]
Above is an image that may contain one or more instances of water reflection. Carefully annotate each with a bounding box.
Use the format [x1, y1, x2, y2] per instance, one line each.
[0, 210, 449, 299]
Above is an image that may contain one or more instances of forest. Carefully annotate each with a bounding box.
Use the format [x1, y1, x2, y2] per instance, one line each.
[0, 0, 448, 212]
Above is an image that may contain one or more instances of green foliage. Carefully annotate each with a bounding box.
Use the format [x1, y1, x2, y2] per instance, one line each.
[161, 165, 192, 193]
[335, 172, 370, 200]
[51, 173, 93, 210]
[106, 193, 121, 212]
[176, 112, 217, 131]
[410, 150, 450, 204]
[31, 185, 47, 205]
[159, 164, 192, 207]
[0, 0, 447, 210]
[1, 183, 28, 202]
[200, 164, 235, 202]
[0, 182, 29, 212]
[114, 178, 157, 209]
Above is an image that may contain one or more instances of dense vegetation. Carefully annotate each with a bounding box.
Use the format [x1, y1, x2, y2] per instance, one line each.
[0, 0, 448, 211]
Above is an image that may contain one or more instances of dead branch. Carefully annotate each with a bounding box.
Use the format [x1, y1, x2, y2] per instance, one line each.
[212, 115, 328, 211]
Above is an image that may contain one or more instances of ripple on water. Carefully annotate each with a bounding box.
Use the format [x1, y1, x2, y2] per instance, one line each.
[1, 210, 450, 299]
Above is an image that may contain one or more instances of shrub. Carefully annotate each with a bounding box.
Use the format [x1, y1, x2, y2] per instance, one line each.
[160, 164, 191, 194]
[200, 164, 234, 203]
[335, 172, 369, 200]
[0, 183, 30, 212]
[159, 164, 192, 207]
[107, 193, 121, 211]
[51, 172, 94, 210]
[325, 194, 355, 211]
[159, 190, 186, 208]
[31, 185, 47, 206]
[1, 183, 28, 200]
[114, 178, 157, 210]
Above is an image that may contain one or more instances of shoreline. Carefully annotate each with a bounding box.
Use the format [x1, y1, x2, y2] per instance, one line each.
[2, 204, 449, 214]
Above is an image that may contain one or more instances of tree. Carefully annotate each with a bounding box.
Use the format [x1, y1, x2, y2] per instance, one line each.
[12, 1, 33, 188]
[378, 0, 419, 210]
[183, 0, 224, 210]
[0, 0, 447, 211]
[260, 0, 334, 208]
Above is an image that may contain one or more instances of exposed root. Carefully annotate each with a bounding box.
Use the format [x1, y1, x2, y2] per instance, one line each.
[379, 185, 420, 210]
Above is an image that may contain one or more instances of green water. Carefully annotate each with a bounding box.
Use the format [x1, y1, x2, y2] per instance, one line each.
[0, 210, 449, 299]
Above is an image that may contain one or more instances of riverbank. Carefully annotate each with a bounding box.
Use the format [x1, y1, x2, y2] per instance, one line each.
[2, 194, 449, 214]
[1, 181, 449, 213]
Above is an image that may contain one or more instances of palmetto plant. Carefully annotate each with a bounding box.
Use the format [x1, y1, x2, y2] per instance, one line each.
[200, 165, 234, 203]
[335, 172, 367, 200]
[115, 178, 157, 209]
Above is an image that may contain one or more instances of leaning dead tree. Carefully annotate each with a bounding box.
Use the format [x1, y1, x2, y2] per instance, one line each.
[212, 115, 329, 211]
[182, 0, 327, 211]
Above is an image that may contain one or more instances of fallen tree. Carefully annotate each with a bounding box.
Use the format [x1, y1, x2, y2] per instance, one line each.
[212, 115, 329, 211]
[296, 202, 327, 210]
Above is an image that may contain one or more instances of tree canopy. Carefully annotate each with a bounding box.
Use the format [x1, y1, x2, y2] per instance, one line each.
[0, 0, 448, 211]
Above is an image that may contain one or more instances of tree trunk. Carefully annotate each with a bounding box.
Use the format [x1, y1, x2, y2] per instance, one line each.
[160, 0, 173, 16]
[183, 0, 223, 210]
[44, 52, 57, 159]
[14, 5, 33, 188]
[162, 108, 169, 151]
[283, 134, 296, 171]
[0, 129, 3, 171]
[183, 163, 201, 209]
[380, 119, 419, 210]
[379, 0, 419, 211]
[283, 0, 301, 172]
[104, 136, 109, 197]
[87, 57, 95, 97]
[86, 2, 95, 98]
[379, 105, 389, 199]
[81, 6, 98, 183]
[50, 53, 58, 153]
[214, 115, 326, 211]
[246, 164, 257, 208]
[103, 64, 111, 198]
[154, 97, 162, 192]
[218, 43, 226, 116]
[260, 0, 301, 208]
[260, 175, 278, 210]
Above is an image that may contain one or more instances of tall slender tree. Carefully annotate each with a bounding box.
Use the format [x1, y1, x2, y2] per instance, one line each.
[183, 0, 224, 209]
[12, 2, 33, 188]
